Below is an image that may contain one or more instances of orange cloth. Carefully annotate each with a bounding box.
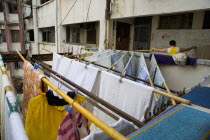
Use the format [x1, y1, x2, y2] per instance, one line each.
[22, 61, 48, 124]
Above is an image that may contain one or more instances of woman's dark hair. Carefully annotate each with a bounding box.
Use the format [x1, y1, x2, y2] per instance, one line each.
[169, 40, 176, 46]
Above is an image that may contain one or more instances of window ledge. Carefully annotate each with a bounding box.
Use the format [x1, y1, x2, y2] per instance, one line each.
[39, 42, 55, 45]
[37, 0, 54, 9]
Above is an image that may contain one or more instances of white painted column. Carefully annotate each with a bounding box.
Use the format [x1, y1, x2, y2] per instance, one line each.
[99, 19, 106, 51]
[32, 0, 40, 54]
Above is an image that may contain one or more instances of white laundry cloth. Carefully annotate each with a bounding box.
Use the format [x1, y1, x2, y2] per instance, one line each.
[63, 44, 73, 53]
[63, 60, 99, 93]
[136, 53, 150, 85]
[85, 50, 114, 62]
[72, 45, 82, 55]
[50, 53, 73, 98]
[99, 71, 153, 122]
[94, 55, 112, 69]
[112, 55, 125, 76]
[82, 118, 135, 140]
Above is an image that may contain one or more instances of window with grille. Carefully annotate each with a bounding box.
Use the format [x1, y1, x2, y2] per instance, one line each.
[203, 11, 210, 29]
[0, 30, 6, 43]
[159, 13, 193, 29]
[8, 1, 18, 14]
[14, 62, 23, 69]
[28, 30, 34, 41]
[66, 27, 80, 43]
[11, 30, 20, 43]
[42, 28, 55, 43]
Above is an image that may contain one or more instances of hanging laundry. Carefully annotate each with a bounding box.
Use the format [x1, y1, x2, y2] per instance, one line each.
[46, 90, 75, 106]
[111, 51, 122, 65]
[57, 108, 90, 140]
[73, 45, 82, 55]
[124, 53, 136, 80]
[83, 118, 135, 140]
[50, 53, 73, 98]
[123, 52, 131, 66]
[99, 71, 153, 122]
[112, 55, 125, 76]
[94, 55, 112, 68]
[149, 55, 168, 115]
[149, 54, 197, 66]
[63, 44, 73, 53]
[62, 60, 99, 93]
[25, 95, 67, 140]
[22, 61, 48, 124]
[85, 50, 115, 62]
[136, 54, 150, 85]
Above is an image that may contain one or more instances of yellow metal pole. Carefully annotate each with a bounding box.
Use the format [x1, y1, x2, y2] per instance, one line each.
[16, 50, 128, 140]
[153, 89, 190, 105]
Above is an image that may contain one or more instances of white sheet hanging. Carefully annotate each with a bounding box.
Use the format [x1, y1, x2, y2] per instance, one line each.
[94, 55, 112, 70]
[99, 71, 153, 122]
[63, 60, 99, 93]
[50, 53, 73, 98]
[83, 118, 135, 140]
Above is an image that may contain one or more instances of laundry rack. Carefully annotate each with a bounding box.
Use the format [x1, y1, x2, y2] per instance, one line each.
[16, 50, 191, 140]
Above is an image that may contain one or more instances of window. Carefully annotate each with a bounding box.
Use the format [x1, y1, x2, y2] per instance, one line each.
[11, 30, 20, 43]
[66, 27, 80, 43]
[203, 11, 210, 29]
[27, 30, 34, 41]
[14, 62, 23, 69]
[159, 13, 193, 29]
[86, 28, 96, 44]
[41, 0, 50, 4]
[42, 31, 55, 43]
[0, 4, 3, 12]
[8, 1, 18, 14]
[0, 30, 6, 43]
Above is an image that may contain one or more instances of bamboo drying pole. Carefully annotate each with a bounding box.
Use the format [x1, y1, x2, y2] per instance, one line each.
[16, 51, 128, 140]
[163, 81, 176, 105]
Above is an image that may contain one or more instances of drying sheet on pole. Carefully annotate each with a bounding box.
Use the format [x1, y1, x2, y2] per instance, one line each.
[149, 55, 167, 114]
[99, 71, 153, 122]
[136, 54, 150, 85]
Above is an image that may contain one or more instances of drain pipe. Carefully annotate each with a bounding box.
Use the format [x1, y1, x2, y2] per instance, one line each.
[105, 0, 111, 49]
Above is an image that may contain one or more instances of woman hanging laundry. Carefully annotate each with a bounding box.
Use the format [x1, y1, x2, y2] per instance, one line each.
[151, 40, 196, 55]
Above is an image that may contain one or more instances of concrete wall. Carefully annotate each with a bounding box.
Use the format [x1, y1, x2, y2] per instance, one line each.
[159, 64, 210, 91]
[39, 43, 56, 54]
[150, 11, 210, 50]
[37, 0, 55, 28]
[60, 0, 106, 25]
[0, 43, 7, 52]
[111, 0, 210, 19]
[25, 18, 34, 30]
[0, 13, 4, 22]
[8, 14, 19, 23]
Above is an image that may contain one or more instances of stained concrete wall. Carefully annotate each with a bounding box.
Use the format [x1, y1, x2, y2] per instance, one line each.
[37, 0, 55, 28]
[111, 0, 210, 19]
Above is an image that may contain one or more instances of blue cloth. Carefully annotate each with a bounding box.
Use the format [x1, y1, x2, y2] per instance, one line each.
[111, 52, 122, 65]
[182, 87, 210, 109]
[149, 54, 197, 66]
[124, 54, 136, 81]
[123, 53, 130, 67]
[127, 105, 210, 140]
[136, 54, 149, 85]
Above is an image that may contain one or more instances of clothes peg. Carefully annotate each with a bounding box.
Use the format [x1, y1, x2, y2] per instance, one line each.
[119, 69, 126, 83]
[6, 95, 19, 116]
[32, 62, 40, 71]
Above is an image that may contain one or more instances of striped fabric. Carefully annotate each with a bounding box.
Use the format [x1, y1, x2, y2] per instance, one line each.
[57, 109, 90, 140]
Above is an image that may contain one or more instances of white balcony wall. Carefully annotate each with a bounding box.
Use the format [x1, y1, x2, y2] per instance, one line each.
[60, 0, 106, 25]
[8, 14, 19, 23]
[37, 0, 55, 28]
[111, 0, 210, 19]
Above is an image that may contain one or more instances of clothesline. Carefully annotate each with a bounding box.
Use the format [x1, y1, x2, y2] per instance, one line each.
[35, 63, 120, 121]
[32, 58, 145, 127]
[32, 57, 190, 104]
[77, 57, 179, 94]
[16, 50, 128, 140]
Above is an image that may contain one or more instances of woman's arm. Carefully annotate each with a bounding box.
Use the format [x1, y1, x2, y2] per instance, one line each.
[180, 46, 196, 52]
[151, 48, 168, 53]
